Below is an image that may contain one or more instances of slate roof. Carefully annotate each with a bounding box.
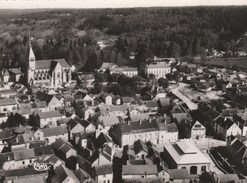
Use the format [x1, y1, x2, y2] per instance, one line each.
[95, 133, 112, 149]
[95, 164, 113, 175]
[133, 140, 148, 154]
[159, 98, 171, 107]
[0, 129, 15, 141]
[168, 169, 190, 179]
[214, 116, 224, 125]
[51, 165, 80, 183]
[74, 168, 93, 183]
[121, 119, 160, 134]
[219, 118, 234, 129]
[34, 145, 54, 157]
[35, 59, 70, 70]
[122, 165, 158, 175]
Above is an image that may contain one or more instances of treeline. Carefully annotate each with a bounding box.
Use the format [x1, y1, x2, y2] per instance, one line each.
[1, 6, 247, 72]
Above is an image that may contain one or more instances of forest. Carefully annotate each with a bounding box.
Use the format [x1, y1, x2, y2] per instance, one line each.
[0, 6, 247, 74]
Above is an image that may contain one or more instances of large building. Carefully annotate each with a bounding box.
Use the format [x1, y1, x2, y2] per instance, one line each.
[163, 141, 211, 175]
[28, 44, 71, 88]
[112, 118, 178, 147]
[146, 62, 171, 79]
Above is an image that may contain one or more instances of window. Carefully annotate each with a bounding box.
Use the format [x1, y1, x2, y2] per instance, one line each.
[201, 166, 206, 172]
[108, 180, 110, 183]
[30, 159, 32, 163]
[190, 166, 197, 175]
[22, 161, 25, 165]
[182, 166, 186, 169]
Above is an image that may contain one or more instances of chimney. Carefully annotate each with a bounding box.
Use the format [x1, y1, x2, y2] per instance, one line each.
[139, 120, 142, 125]
[76, 163, 79, 170]
[149, 118, 152, 123]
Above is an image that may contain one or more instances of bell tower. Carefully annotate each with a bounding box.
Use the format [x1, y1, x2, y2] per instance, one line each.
[28, 39, 36, 84]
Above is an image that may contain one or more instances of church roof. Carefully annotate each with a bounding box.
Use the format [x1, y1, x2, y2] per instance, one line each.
[35, 59, 70, 70]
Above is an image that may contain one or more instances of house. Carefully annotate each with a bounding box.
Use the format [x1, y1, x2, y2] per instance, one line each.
[34, 126, 68, 144]
[51, 138, 77, 160]
[0, 145, 54, 170]
[35, 91, 63, 110]
[44, 154, 64, 169]
[218, 118, 241, 139]
[4, 167, 48, 183]
[99, 92, 112, 105]
[227, 137, 247, 169]
[163, 141, 211, 175]
[74, 168, 95, 183]
[167, 169, 191, 183]
[0, 98, 17, 114]
[132, 140, 148, 160]
[81, 107, 95, 120]
[97, 115, 121, 135]
[1, 68, 23, 84]
[144, 100, 158, 111]
[35, 110, 65, 128]
[50, 165, 80, 183]
[122, 165, 158, 179]
[191, 121, 206, 140]
[93, 164, 113, 183]
[200, 172, 242, 183]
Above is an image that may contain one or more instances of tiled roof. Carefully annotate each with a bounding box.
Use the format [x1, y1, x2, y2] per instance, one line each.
[144, 100, 158, 108]
[166, 123, 178, 132]
[0, 129, 15, 140]
[39, 126, 68, 137]
[37, 110, 63, 119]
[4, 167, 47, 179]
[0, 98, 17, 106]
[95, 164, 113, 175]
[12, 176, 46, 183]
[122, 165, 157, 175]
[98, 115, 120, 127]
[13, 149, 35, 161]
[168, 169, 190, 179]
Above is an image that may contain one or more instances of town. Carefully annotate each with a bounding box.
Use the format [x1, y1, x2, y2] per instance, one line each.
[0, 39, 247, 183]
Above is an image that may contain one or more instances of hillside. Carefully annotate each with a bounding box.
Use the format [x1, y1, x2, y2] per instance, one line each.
[0, 7, 247, 73]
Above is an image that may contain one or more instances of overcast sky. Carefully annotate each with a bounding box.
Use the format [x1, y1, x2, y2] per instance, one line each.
[1, 0, 247, 9]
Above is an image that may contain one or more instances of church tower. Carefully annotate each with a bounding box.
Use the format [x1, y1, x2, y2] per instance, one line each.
[28, 42, 36, 84]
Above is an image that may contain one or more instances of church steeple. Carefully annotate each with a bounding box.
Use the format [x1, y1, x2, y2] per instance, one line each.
[28, 36, 35, 84]
[29, 40, 35, 70]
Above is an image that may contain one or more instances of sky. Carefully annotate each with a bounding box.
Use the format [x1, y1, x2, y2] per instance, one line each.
[0, 0, 247, 9]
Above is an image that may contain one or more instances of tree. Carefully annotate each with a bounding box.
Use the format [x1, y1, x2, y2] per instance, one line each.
[158, 77, 169, 89]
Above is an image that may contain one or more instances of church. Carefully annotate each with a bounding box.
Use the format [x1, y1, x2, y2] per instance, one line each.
[28, 45, 71, 88]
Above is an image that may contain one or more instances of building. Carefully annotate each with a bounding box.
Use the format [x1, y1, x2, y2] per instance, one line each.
[0, 145, 54, 170]
[34, 126, 68, 144]
[1, 68, 23, 84]
[50, 165, 80, 183]
[163, 141, 211, 175]
[34, 110, 65, 128]
[191, 121, 206, 140]
[122, 165, 158, 179]
[146, 62, 171, 79]
[93, 164, 113, 183]
[0, 98, 17, 114]
[28, 44, 71, 88]
[112, 118, 178, 147]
